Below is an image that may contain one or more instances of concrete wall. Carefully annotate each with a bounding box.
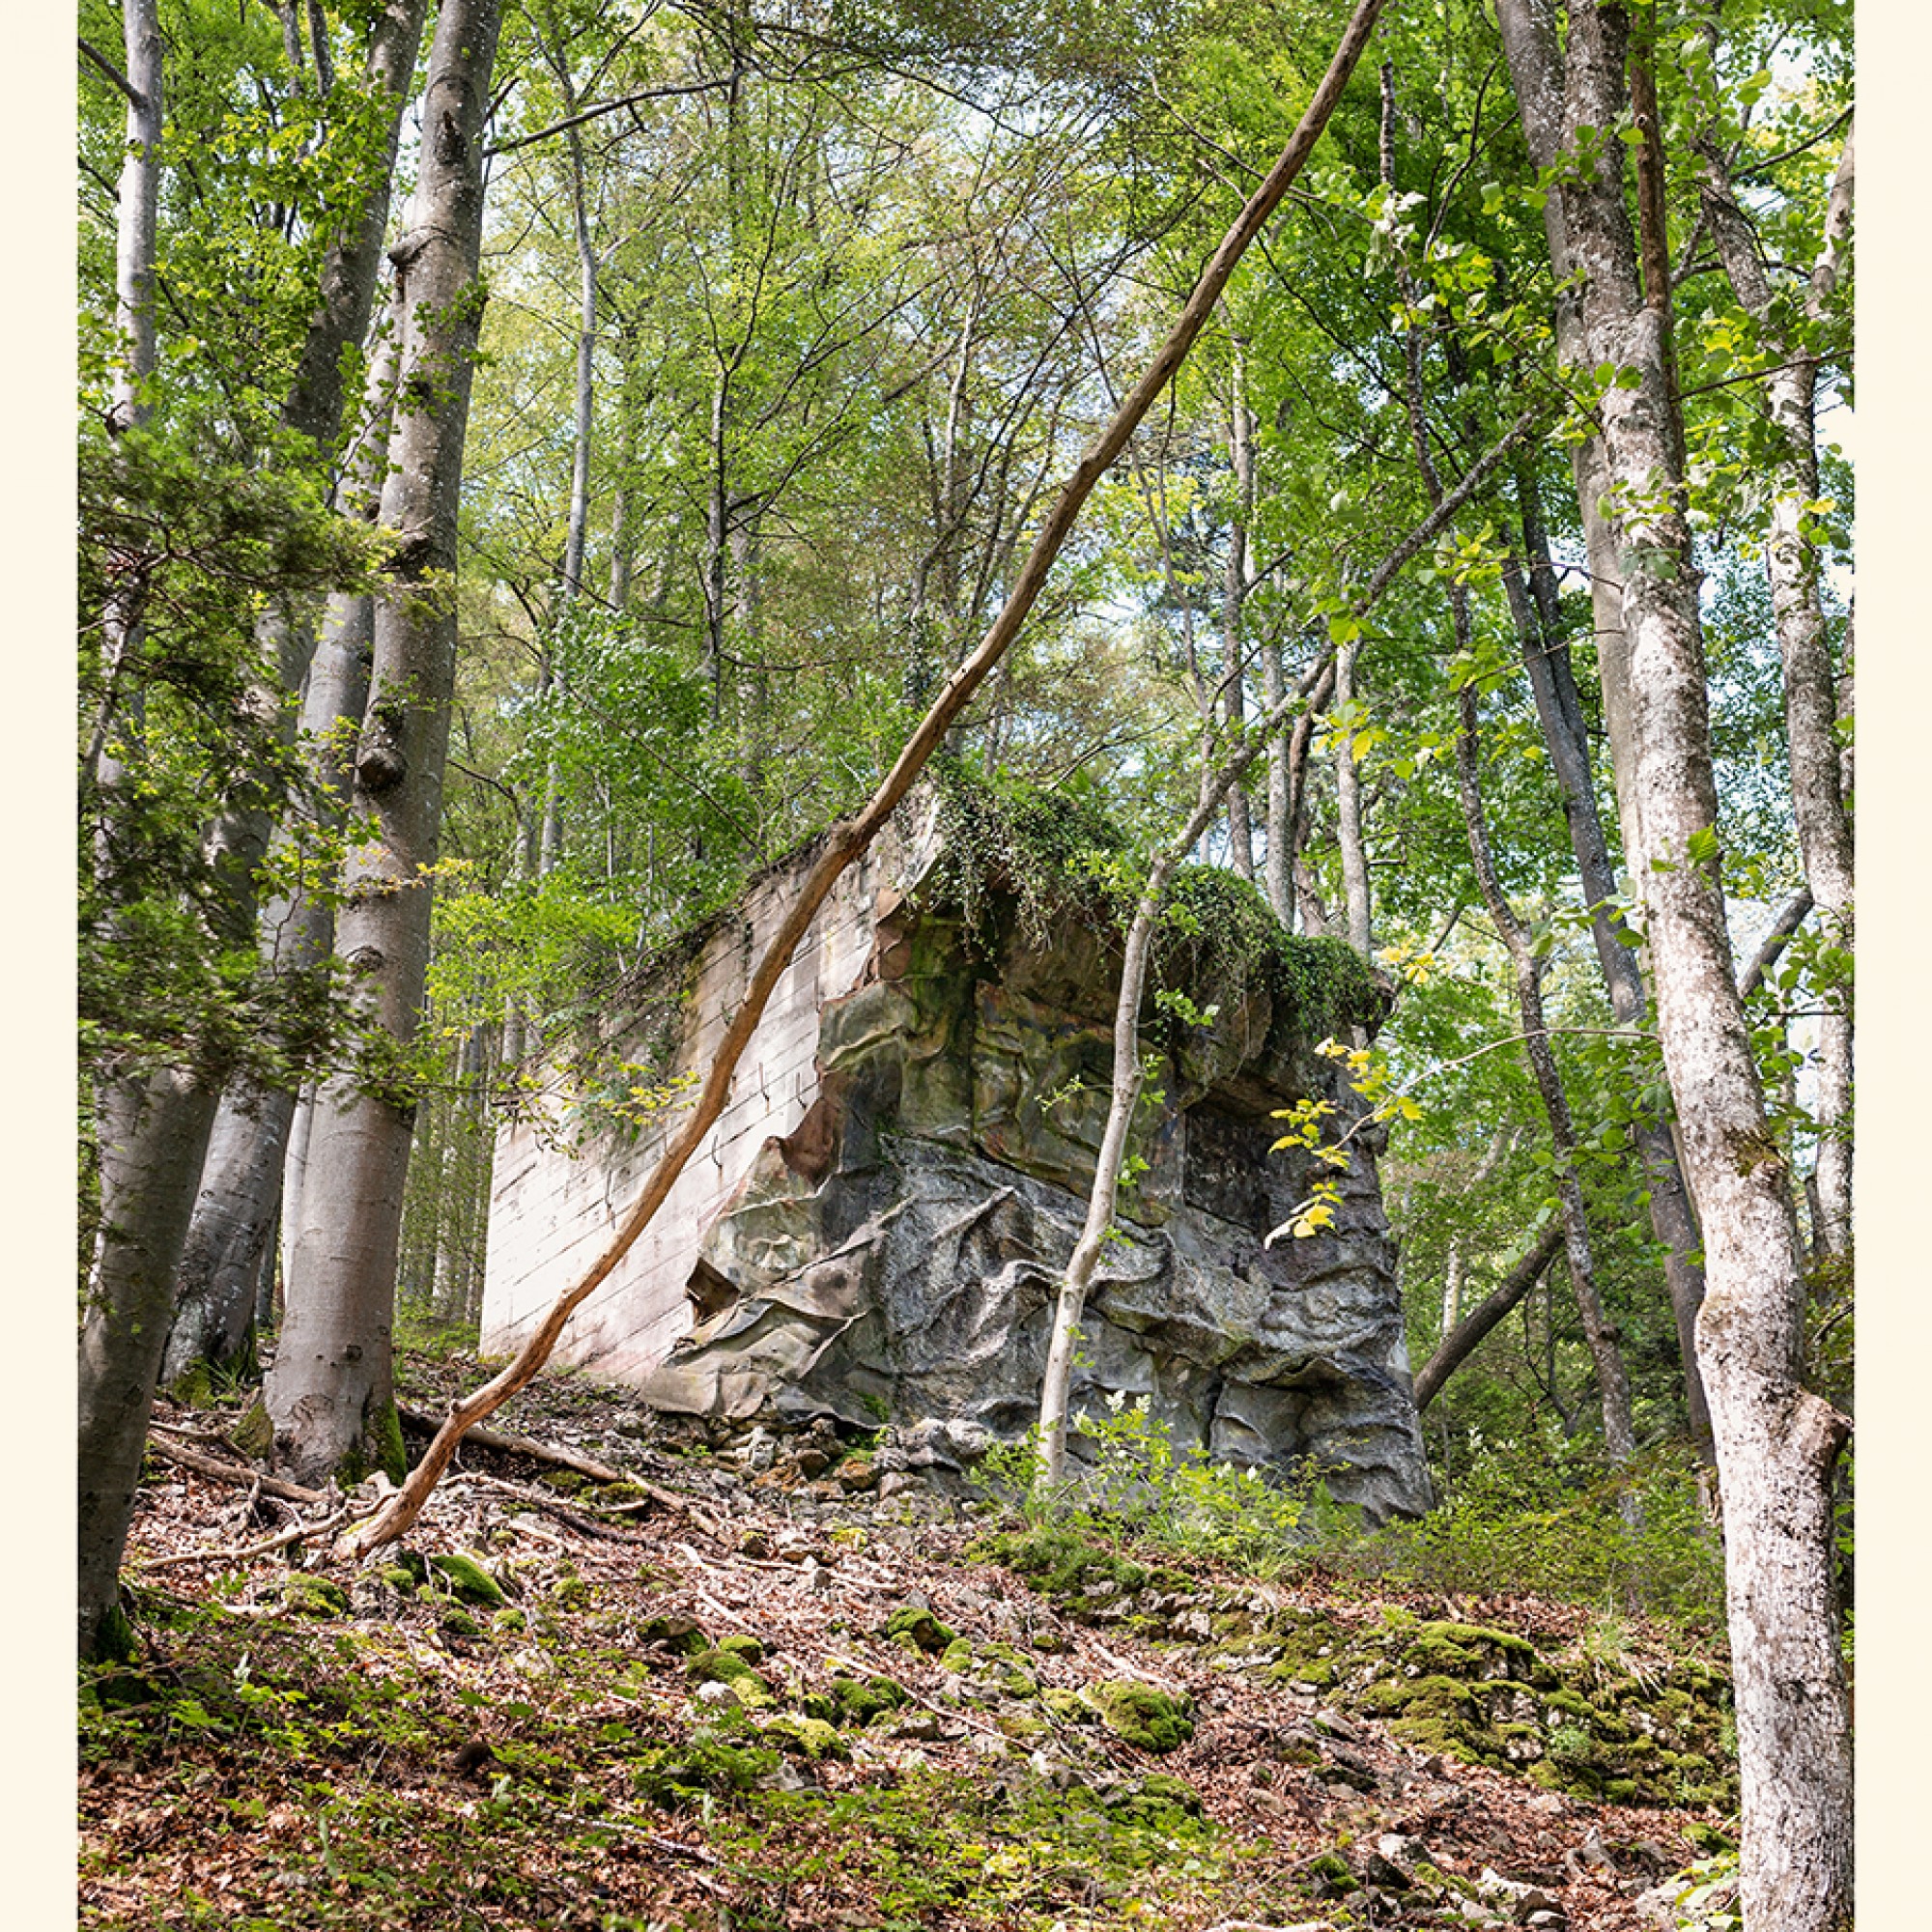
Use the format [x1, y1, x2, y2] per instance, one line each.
[479, 807, 942, 1377]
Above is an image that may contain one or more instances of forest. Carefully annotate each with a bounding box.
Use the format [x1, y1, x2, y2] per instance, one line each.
[76, 1, 1858, 1928]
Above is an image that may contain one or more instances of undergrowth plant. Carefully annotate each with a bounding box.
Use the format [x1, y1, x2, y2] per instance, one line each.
[978, 1395, 1356, 1579]
[976, 1400, 1727, 1634]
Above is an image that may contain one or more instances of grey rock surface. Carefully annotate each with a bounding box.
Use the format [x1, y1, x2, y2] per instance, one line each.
[635, 876, 1432, 1522]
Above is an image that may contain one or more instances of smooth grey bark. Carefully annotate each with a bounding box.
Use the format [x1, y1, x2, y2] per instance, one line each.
[199, 0, 429, 894]
[78, 0, 178, 1663]
[165, 291, 401, 1381]
[109, 0, 161, 436]
[80, 1072, 218, 1659]
[1505, 476, 1713, 1460]
[1263, 639, 1293, 924]
[1220, 353, 1259, 883]
[1389, 153, 1633, 1465]
[1333, 639, 1372, 956]
[1489, 0, 1644, 875]
[1439, 1127, 1518, 1336]
[1695, 124, 1855, 1257]
[281, 1082, 317, 1295]
[267, 0, 505, 1487]
[1496, 8, 1853, 1924]
[1453, 676, 1635, 1466]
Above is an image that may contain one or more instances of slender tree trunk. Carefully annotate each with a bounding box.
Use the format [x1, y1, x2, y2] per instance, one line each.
[1334, 639, 1372, 956]
[192, 0, 429, 942]
[1506, 476, 1713, 1459]
[344, 0, 1401, 1559]
[1036, 414, 1539, 1490]
[1496, 8, 1852, 1923]
[1695, 124, 1856, 1257]
[281, 1081, 316, 1296]
[267, 0, 505, 1487]
[1414, 1220, 1565, 1410]
[1453, 678, 1636, 1465]
[1037, 862, 1167, 1487]
[165, 290, 401, 1381]
[1389, 123, 1633, 1466]
[1218, 346, 1263, 887]
[78, 0, 176, 1663]
[1440, 1127, 1516, 1335]
[1263, 639, 1293, 924]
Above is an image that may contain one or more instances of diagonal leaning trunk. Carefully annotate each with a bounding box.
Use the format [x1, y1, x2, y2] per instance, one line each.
[266, 0, 506, 1488]
[341, 0, 1398, 1561]
[1493, 7, 1852, 1926]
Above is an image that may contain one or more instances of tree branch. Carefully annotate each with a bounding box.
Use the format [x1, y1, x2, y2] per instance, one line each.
[78, 34, 145, 111]
[487, 80, 735, 157]
[1413, 1221, 1566, 1409]
[1737, 888, 1814, 999]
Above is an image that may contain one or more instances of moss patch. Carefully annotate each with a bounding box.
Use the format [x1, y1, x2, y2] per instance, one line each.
[1088, 1680, 1194, 1752]
[883, 1605, 957, 1655]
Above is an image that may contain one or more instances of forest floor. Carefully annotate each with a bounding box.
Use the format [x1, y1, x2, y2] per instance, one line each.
[79, 1346, 1739, 1932]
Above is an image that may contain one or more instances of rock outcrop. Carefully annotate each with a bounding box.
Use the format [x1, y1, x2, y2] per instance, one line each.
[484, 793, 1434, 1522]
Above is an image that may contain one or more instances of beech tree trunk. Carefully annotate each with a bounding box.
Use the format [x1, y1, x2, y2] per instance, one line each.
[1334, 639, 1372, 957]
[267, 0, 505, 1488]
[1495, 7, 1852, 1923]
[1695, 123, 1856, 1257]
[78, 0, 180, 1663]
[1390, 184, 1634, 1467]
[165, 291, 400, 1381]
[1220, 356, 1258, 883]
[1506, 478, 1712, 1460]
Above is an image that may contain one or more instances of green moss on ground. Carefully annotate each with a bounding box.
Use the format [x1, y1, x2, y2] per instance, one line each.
[1088, 1680, 1194, 1752]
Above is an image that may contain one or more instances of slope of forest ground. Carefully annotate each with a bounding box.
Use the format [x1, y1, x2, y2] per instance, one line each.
[81, 1344, 1745, 1932]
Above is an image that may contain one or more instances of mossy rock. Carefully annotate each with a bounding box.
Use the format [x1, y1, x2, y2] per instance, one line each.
[492, 1607, 527, 1635]
[1358, 1673, 1474, 1720]
[230, 1399, 274, 1461]
[759, 1714, 848, 1761]
[717, 1634, 765, 1665]
[969, 1525, 1183, 1608]
[429, 1552, 507, 1607]
[282, 1574, 351, 1619]
[595, 1481, 649, 1505]
[1304, 1851, 1359, 1897]
[1042, 1687, 1090, 1723]
[539, 1469, 589, 1494]
[440, 1605, 484, 1639]
[386, 1549, 429, 1587]
[939, 1638, 1037, 1700]
[830, 1674, 909, 1727]
[686, 1647, 774, 1709]
[638, 1613, 710, 1655]
[547, 1572, 590, 1609]
[1088, 1680, 1194, 1752]
[1121, 1772, 1202, 1818]
[883, 1605, 957, 1655]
